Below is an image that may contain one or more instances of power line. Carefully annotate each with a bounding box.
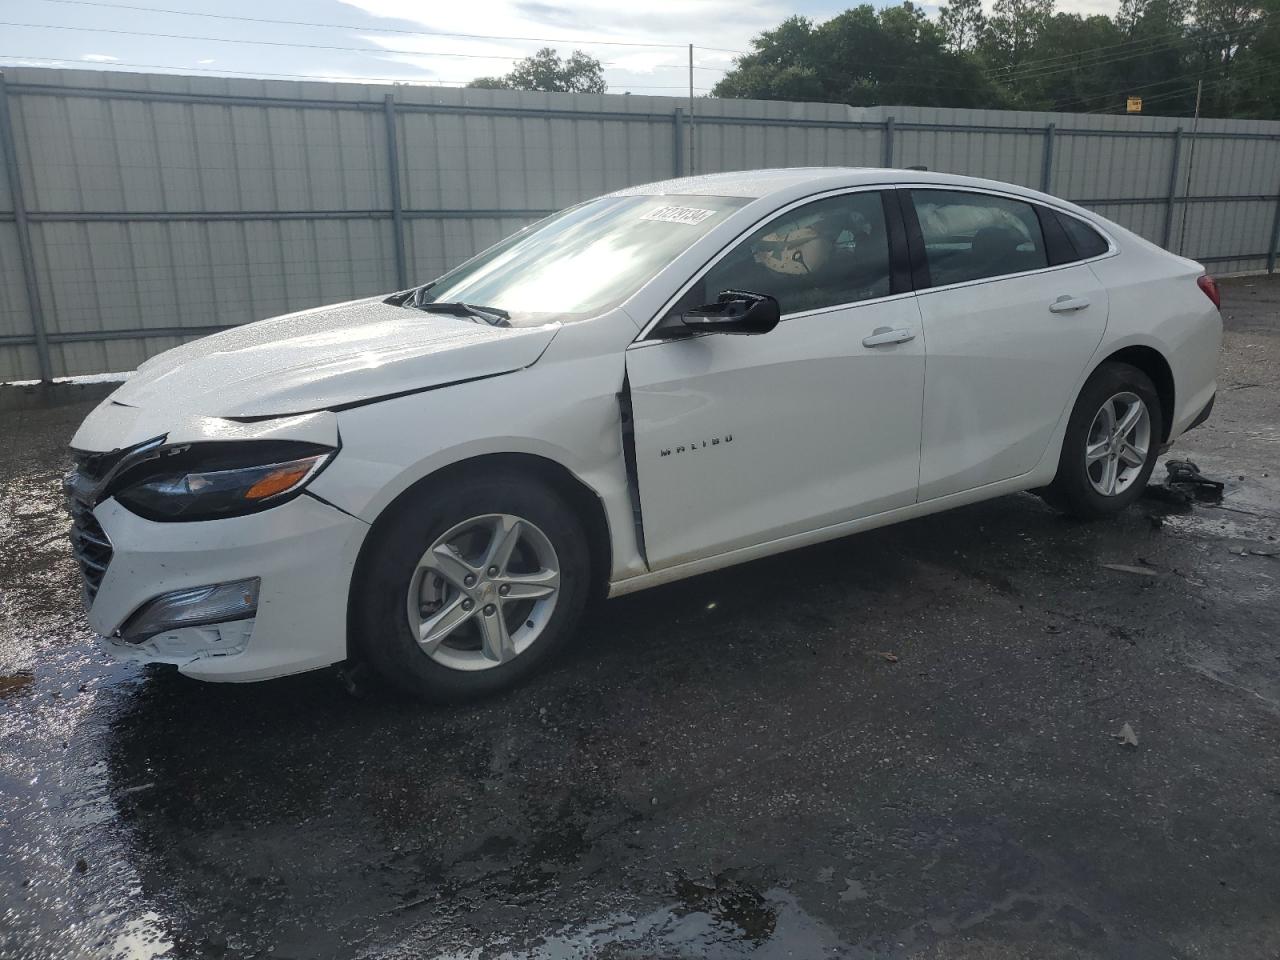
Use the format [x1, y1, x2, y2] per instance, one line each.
[0, 19, 726, 71]
[32, 0, 694, 50]
[0, 21, 553, 62]
[1082, 61, 1280, 112]
[989, 14, 1275, 84]
[985, 17, 1255, 77]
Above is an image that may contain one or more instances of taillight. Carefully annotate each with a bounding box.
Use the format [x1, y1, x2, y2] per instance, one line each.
[1197, 275, 1221, 309]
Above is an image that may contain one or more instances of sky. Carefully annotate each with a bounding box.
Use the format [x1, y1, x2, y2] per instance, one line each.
[0, 0, 1119, 95]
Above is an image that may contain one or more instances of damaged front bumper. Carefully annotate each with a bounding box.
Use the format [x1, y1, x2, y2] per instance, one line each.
[102, 618, 256, 666]
[86, 493, 367, 681]
[69, 399, 370, 682]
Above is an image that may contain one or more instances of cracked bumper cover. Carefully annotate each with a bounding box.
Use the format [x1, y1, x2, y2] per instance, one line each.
[88, 493, 368, 682]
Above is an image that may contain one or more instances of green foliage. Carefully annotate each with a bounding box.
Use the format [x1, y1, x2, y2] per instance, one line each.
[711, 0, 1278, 117]
[940, 0, 987, 51]
[468, 48, 607, 94]
[712, 6, 1003, 108]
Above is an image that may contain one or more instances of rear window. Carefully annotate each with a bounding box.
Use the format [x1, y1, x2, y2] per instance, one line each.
[910, 189, 1049, 287]
[1056, 213, 1110, 259]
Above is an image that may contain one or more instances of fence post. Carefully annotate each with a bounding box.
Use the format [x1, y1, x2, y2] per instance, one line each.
[1268, 157, 1280, 274]
[1268, 195, 1280, 275]
[0, 73, 52, 382]
[1040, 123, 1055, 193]
[383, 92, 408, 290]
[883, 115, 895, 168]
[1161, 126, 1184, 251]
[673, 107, 684, 177]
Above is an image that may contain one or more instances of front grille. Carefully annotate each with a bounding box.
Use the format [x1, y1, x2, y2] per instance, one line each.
[64, 436, 166, 609]
[64, 448, 125, 609]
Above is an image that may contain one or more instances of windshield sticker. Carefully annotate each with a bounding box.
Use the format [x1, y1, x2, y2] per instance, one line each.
[641, 205, 718, 225]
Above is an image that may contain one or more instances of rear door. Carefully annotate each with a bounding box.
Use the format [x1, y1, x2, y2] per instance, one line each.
[902, 187, 1109, 501]
[625, 188, 926, 570]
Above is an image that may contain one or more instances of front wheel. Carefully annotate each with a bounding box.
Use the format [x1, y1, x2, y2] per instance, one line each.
[352, 474, 591, 701]
[1040, 361, 1164, 519]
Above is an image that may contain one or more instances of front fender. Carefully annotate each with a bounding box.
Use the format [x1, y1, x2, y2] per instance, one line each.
[309, 358, 646, 581]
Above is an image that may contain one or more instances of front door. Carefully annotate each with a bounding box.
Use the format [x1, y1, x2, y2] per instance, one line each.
[625, 189, 927, 571]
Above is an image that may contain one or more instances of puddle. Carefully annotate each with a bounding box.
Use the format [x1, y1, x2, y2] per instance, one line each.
[421, 886, 850, 960]
[0, 671, 34, 699]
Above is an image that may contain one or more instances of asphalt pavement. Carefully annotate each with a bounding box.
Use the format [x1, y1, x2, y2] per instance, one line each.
[2, 277, 1278, 960]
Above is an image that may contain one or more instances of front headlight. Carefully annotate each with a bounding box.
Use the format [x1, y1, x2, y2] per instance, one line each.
[110, 441, 335, 522]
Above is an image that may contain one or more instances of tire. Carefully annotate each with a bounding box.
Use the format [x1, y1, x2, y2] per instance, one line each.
[1040, 361, 1164, 520]
[351, 472, 591, 702]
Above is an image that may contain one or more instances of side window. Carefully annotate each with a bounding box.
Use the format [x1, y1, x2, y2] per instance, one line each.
[1056, 213, 1110, 259]
[911, 189, 1049, 287]
[676, 191, 893, 318]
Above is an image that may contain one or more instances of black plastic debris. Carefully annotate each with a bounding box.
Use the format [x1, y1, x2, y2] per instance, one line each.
[1165, 460, 1225, 503]
[1143, 459, 1225, 507]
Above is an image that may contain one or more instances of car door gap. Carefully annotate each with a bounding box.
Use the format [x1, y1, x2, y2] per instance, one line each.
[617, 372, 649, 569]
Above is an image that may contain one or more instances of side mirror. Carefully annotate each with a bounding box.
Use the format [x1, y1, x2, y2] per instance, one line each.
[679, 290, 781, 336]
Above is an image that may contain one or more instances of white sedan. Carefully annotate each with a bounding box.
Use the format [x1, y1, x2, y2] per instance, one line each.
[67, 168, 1221, 700]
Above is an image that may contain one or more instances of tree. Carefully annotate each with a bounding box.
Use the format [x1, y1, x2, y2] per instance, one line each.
[940, 0, 987, 52]
[1190, 0, 1267, 113]
[468, 48, 607, 93]
[982, 0, 1056, 71]
[1228, 0, 1280, 115]
[712, 4, 1003, 108]
[711, 0, 1280, 119]
[1018, 13, 1128, 110]
[1112, 0, 1194, 114]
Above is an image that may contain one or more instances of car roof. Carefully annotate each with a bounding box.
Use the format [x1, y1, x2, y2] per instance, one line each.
[611, 167, 1064, 207]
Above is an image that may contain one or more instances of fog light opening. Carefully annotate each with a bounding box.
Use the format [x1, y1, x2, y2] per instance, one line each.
[118, 578, 260, 642]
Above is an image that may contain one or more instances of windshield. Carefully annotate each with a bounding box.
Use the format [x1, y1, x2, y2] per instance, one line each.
[416, 194, 750, 326]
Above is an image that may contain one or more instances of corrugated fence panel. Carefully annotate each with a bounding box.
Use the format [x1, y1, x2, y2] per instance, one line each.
[695, 122, 882, 174]
[0, 73, 35, 380]
[13, 94, 388, 213]
[1085, 201, 1167, 246]
[1, 68, 1279, 379]
[1184, 134, 1280, 198]
[897, 129, 1043, 188]
[31, 218, 397, 334]
[1177, 200, 1275, 260]
[0, 107, 10, 214]
[1054, 134, 1177, 202]
[0, 223, 37, 380]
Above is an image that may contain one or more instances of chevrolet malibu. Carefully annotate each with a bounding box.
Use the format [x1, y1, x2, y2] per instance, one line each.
[67, 168, 1221, 700]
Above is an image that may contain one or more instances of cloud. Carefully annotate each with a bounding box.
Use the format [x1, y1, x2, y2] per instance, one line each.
[333, 0, 780, 93]
[328, 0, 1124, 93]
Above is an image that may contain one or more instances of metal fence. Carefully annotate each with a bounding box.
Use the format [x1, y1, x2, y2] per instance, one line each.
[2, 66, 1279, 382]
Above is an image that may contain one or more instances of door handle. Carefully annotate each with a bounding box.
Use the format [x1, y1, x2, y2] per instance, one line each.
[1049, 295, 1091, 314]
[862, 327, 915, 347]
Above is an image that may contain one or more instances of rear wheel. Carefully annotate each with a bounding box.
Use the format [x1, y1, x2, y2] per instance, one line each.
[1040, 361, 1163, 519]
[353, 474, 590, 701]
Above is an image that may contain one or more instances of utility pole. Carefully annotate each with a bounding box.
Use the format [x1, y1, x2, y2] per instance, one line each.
[1177, 79, 1203, 256]
[688, 43, 695, 176]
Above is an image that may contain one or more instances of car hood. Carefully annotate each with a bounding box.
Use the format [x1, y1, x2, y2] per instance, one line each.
[108, 297, 561, 419]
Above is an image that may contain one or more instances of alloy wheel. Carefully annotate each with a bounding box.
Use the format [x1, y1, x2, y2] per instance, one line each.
[1085, 391, 1151, 497]
[406, 513, 561, 671]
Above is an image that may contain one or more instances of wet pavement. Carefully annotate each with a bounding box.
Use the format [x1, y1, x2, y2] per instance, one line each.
[2, 278, 1279, 960]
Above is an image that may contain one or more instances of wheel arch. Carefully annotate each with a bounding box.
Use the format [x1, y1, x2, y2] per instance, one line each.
[1093, 343, 1175, 442]
[348, 452, 614, 623]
